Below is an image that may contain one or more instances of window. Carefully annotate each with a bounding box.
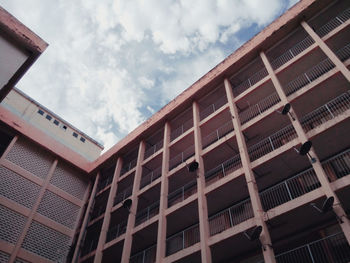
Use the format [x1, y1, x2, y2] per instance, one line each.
[46, 114, 52, 121]
[53, 120, 59, 126]
[80, 137, 86, 143]
[37, 109, 44, 115]
[73, 132, 78, 138]
[62, 125, 67, 130]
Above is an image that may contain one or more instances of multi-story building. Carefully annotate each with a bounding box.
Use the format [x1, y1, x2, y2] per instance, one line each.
[1, 0, 350, 262]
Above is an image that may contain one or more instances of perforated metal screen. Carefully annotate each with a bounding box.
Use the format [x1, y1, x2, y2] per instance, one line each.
[22, 220, 71, 262]
[14, 258, 30, 263]
[0, 166, 41, 208]
[50, 163, 88, 200]
[37, 190, 80, 229]
[5, 138, 54, 179]
[0, 251, 10, 263]
[0, 205, 27, 244]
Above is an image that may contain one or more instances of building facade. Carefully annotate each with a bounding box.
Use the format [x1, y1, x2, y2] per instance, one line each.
[1, 0, 350, 262]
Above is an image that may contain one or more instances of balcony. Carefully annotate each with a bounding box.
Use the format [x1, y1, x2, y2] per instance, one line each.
[80, 237, 98, 257]
[130, 244, 156, 263]
[166, 223, 200, 256]
[144, 129, 164, 161]
[170, 107, 193, 142]
[168, 179, 197, 208]
[200, 95, 228, 121]
[169, 144, 195, 171]
[121, 159, 137, 176]
[202, 121, 234, 150]
[135, 201, 160, 226]
[140, 166, 162, 189]
[106, 220, 127, 243]
[114, 185, 133, 206]
[315, 8, 350, 38]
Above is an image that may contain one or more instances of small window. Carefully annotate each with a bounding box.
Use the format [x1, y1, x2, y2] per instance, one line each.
[62, 125, 67, 130]
[53, 120, 59, 126]
[37, 109, 44, 115]
[73, 132, 78, 138]
[80, 137, 86, 142]
[46, 115, 52, 121]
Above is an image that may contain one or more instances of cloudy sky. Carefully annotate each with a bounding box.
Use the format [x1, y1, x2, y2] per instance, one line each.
[1, 0, 298, 151]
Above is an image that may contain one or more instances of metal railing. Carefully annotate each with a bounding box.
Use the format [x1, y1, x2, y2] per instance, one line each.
[166, 223, 200, 256]
[90, 203, 106, 220]
[140, 167, 162, 189]
[232, 67, 269, 97]
[130, 245, 157, 263]
[239, 92, 281, 125]
[200, 95, 228, 121]
[248, 124, 297, 162]
[81, 237, 98, 256]
[300, 92, 350, 133]
[114, 186, 133, 206]
[121, 159, 137, 175]
[135, 201, 160, 226]
[97, 175, 113, 192]
[205, 154, 242, 186]
[316, 9, 350, 38]
[168, 179, 197, 208]
[208, 198, 254, 236]
[322, 149, 350, 180]
[144, 140, 163, 160]
[170, 118, 193, 142]
[106, 220, 127, 242]
[169, 145, 195, 171]
[202, 121, 234, 149]
[275, 232, 350, 263]
[260, 168, 320, 211]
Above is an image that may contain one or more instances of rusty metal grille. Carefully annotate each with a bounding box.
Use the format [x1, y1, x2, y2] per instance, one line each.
[37, 190, 80, 229]
[22, 221, 71, 262]
[5, 139, 54, 179]
[0, 166, 40, 208]
[15, 258, 30, 263]
[0, 204, 27, 244]
[0, 251, 10, 263]
[50, 163, 88, 200]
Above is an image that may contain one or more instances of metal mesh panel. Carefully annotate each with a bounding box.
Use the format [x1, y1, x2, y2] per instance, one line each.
[37, 190, 80, 229]
[0, 251, 10, 263]
[5, 139, 54, 179]
[22, 221, 71, 262]
[50, 163, 88, 200]
[15, 258, 30, 263]
[0, 166, 41, 208]
[0, 204, 27, 244]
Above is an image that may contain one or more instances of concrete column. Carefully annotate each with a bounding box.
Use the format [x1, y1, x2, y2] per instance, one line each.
[94, 158, 123, 263]
[224, 79, 276, 263]
[301, 21, 350, 83]
[193, 101, 212, 263]
[9, 158, 58, 263]
[156, 122, 170, 262]
[121, 141, 146, 263]
[73, 173, 100, 263]
[260, 51, 350, 245]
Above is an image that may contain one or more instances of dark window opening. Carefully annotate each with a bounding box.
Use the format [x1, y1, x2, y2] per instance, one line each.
[0, 129, 14, 158]
[37, 109, 44, 115]
[53, 120, 59, 126]
[73, 132, 78, 138]
[62, 125, 67, 130]
[46, 115, 52, 121]
[80, 137, 86, 142]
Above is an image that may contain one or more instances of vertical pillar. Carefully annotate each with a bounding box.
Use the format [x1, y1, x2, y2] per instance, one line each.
[224, 79, 276, 263]
[73, 173, 100, 263]
[94, 157, 123, 263]
[193, 101, 212, 263]
[9, 158, 58, 263]
[260, 51, 350, 245]
[156, 122, 171, 262]
[301, 21, 350, 82]
[121, 141, 146, 263]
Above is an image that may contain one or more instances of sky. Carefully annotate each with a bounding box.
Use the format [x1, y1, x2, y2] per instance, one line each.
[1, 0, 298, 151]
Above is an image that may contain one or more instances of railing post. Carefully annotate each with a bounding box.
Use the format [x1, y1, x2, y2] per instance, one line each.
[325, 104, 335, 119]
[248, 78, 252, 87]
[216, 130, 220, 141]
[257, 103, 262, 114]
[182, 186, 185, 201]
[228, 208, 234, 227]
[284, 181, 293, 201]
[304, 72, 311, 83]
[268, 137, 275, 150]
[306, 244, 315, 263]
[182, 231, 185, 250]
[289, 49, 294, 58]
[221, 163, 226, 177]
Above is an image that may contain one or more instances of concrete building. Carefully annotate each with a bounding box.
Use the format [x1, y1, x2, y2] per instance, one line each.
[1, 0, 350, 262]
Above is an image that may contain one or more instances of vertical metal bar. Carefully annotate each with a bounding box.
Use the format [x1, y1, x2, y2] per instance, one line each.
[268, 136, 275, 150]
[325, 104, 335, 118]
[305, 72, 311, 83]
[222, 163, 226, 177]
[182, 231, 185, 250]
[228, 208, 234, 227]
[257, 103, 262, 114]
[285, 181, 293, 200]
[307, 244, 315, 263]
[289, 49, 294, 58]
[248, 78, 252, 87]
[216, 130, 220, 141]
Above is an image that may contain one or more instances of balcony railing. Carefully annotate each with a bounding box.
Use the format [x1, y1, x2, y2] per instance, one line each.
[316, 8, 350, 38]
[81, 237, 98, 256]
[232, 67, 269, 97]
[260, 168, 320, 211]
[202, 121, 234, 149]
[166, 223, 200, 256]
[200, 95, 228, 121]
[130, 245, 156, 263]
[170, 118, 193, 142]
[168, 179, 197, 208]
[274, 232, 350, 263]
[114, 186, 133, 206]
[300, 91, 350, 133]
[140, 167, 162, 189]
[121, 159, 137, 176]
[90, 202, 106, 220]
[284, 43, 350, 96]
[239, 92, 281, 125]
[106, 220, 127, 242]
[97, 175, 113, 192]
[322, 149, 350, 180]
[144, 140, 163, 160]
[205, 154, 242, 186]
[208, 198, 254, 236]
[135, 201, 160, 226]
[169, 145, 195, 171]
